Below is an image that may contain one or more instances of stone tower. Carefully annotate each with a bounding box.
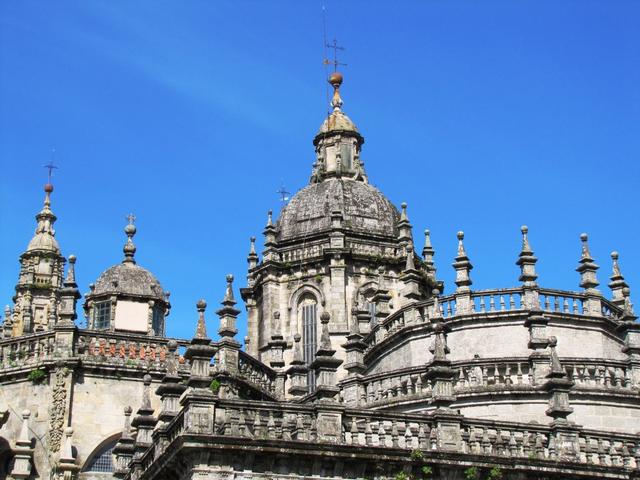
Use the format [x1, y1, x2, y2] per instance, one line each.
[241, 73, 441, 389]
[7, 182, 67, 336]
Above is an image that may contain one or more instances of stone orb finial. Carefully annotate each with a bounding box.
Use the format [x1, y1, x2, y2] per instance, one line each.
[424, 229, 430, 235]
[320, 311, 331, 323]
[21, 409, 30, 419]
[68, 254, 76, 264]
[226, 274, 234, 283]
[294, 333, 301, 342]
[457, 231, 464, 240]
[143, 374, 152, 385]
[580, 233, 588, 242]
[196, 299, 207, 311]
[521, 225, 528, 234]
[611, 251, 619, 260]
[44, 183, 54, 193]
[167, 339, 178, 350]
[432, 288, 440, 296]
[548, 336, 558, 347]
[124, 405, 132, 415]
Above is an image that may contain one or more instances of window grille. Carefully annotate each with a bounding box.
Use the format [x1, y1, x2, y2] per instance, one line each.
[93, 301, 111, 330]
[84, 443, 115, 472]
[301, 299, 317, 391]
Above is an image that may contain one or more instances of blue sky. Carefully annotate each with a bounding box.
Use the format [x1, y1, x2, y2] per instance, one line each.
[1, 1, 638, 341]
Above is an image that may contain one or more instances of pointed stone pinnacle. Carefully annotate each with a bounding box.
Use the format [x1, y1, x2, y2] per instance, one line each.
[195, 299, 208, 339]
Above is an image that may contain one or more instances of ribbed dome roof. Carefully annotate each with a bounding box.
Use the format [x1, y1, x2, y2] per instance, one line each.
[93, 263, 165, 300]
[27, 233, 60, 253]
[318, 110, 359, 135]
[276, 178, 399, 242]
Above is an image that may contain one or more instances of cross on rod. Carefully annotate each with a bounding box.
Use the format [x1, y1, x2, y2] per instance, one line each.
[42, 161, 58, 184]
[126, 213, 136, 225]
[324, 38, 347, 71]
[276, 184, 291, 204]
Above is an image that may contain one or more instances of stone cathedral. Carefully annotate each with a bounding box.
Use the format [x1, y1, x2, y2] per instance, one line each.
[0, 72, 638, 480]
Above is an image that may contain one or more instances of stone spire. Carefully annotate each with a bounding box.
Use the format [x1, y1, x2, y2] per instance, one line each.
[122, 214, 137, 264]
[247, 236, 258, 270]
[184, 300, 216, 390]
[310, 312, 343, 402]
[131, 374, 157, 476]
[422, 229, 436, 280]
[287, 333, 309, 397]
[10, 410, 35, 479]
[397, 202, 413, 245]
[57, 255, 81, 326]
[608, 251, 630, 308]
[576, 233, 600, 293]
[453, 231, 473, 293]
[113, 406, 135, 479]
[516, 226, 538, 287]
[262, 210, 277, 262]
[544, 337, 574, 424]
[29, 182, 60, 253]
[216, 275, 242, 381]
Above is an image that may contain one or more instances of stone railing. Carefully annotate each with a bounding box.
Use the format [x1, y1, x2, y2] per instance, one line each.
[238, 350, 278, 395]
[77, 330, 190, 370]
[453, 358, 535, 390]
[143, 397, 640, 473]
[0, 331, 56, 368]
[367, 286, 624, 351]
[564, 359, 636, 390]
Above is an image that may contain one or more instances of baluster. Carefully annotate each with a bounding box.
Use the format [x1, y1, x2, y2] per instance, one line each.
[479, 296, 486, 312]
[554, 296, 560, 312]
[544, 295, 550, 311]
[509, 294, 516, 310]
[391, 420, 399, 448]
[572, 299, 579, 314]
[500, 295, 506, 311]
[404, 423, 413, 449]
[364, 419, 373, 446]
[350, 417, 359, 445]
[489, 295, 496, 312]
[563, 298, 569, 313]
[378, 421, 387, 447]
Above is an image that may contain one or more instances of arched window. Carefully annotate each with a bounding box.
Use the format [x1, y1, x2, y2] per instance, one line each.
[362, 290, 377, 327]
[299, 295, 318, 391]
[83, 437, 118, 473]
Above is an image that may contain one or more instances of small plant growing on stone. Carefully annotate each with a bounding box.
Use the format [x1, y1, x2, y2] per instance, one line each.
[487, 467, 503, 480]
[125, 359, 136, 368]
[421, 465, 433, 478]
[394, 472, 409, 480]
[410, 449, 424, 461]
[464, 467, 480, 480]
[28, 368, 46, 384]
[210, 379, 221, 394]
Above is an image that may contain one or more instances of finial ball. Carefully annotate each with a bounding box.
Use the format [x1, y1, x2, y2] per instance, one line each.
[401, 202, 407, 209]
[68, 254, 76, 264]
[580, 233, 588, 242]
[44, 183, 54, 193]
[124, 405, 132, 415]
[521, 225, 528, 234]
[457, 231, 464, 240]
[611, 251, 619, 260]
[125, 224, 137, 236]
[320, 311, 331, 322]
[226, 273, 234, 283]
[167, 339, 178, 350]
[143, 374, 152, 384]
[424, 229, 430, 235]
[196, 299, 207, 310]
[328, 71, 343, 88]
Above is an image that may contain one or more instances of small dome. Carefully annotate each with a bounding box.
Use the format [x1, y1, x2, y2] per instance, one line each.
[27, 233, 60, 253]
[318, 110, 359, 135]
[92, 263, 165, 300]
[277, 178, 399, 242]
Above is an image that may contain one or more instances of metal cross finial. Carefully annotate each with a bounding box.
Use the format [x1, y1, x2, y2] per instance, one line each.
[43, 160, 58, 184]
[126, 213, 136, 225]
[276, 184, 291, 205]
[324, 38, 346, 71]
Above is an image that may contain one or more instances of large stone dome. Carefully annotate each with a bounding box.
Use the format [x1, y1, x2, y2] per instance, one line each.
[92, 263, 165, 300]
[277, 178, 400, 242]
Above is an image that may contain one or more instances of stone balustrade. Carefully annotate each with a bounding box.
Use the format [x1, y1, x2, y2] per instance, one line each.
[77, 330, 190, 369]
[564, 359, 636, 390]
[367, 286, 625, 351]
[238, 350, 278, 395]
[138, 396, 640, 475]
[453, 358, 535, 390]
[0, 331, 56, 368]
